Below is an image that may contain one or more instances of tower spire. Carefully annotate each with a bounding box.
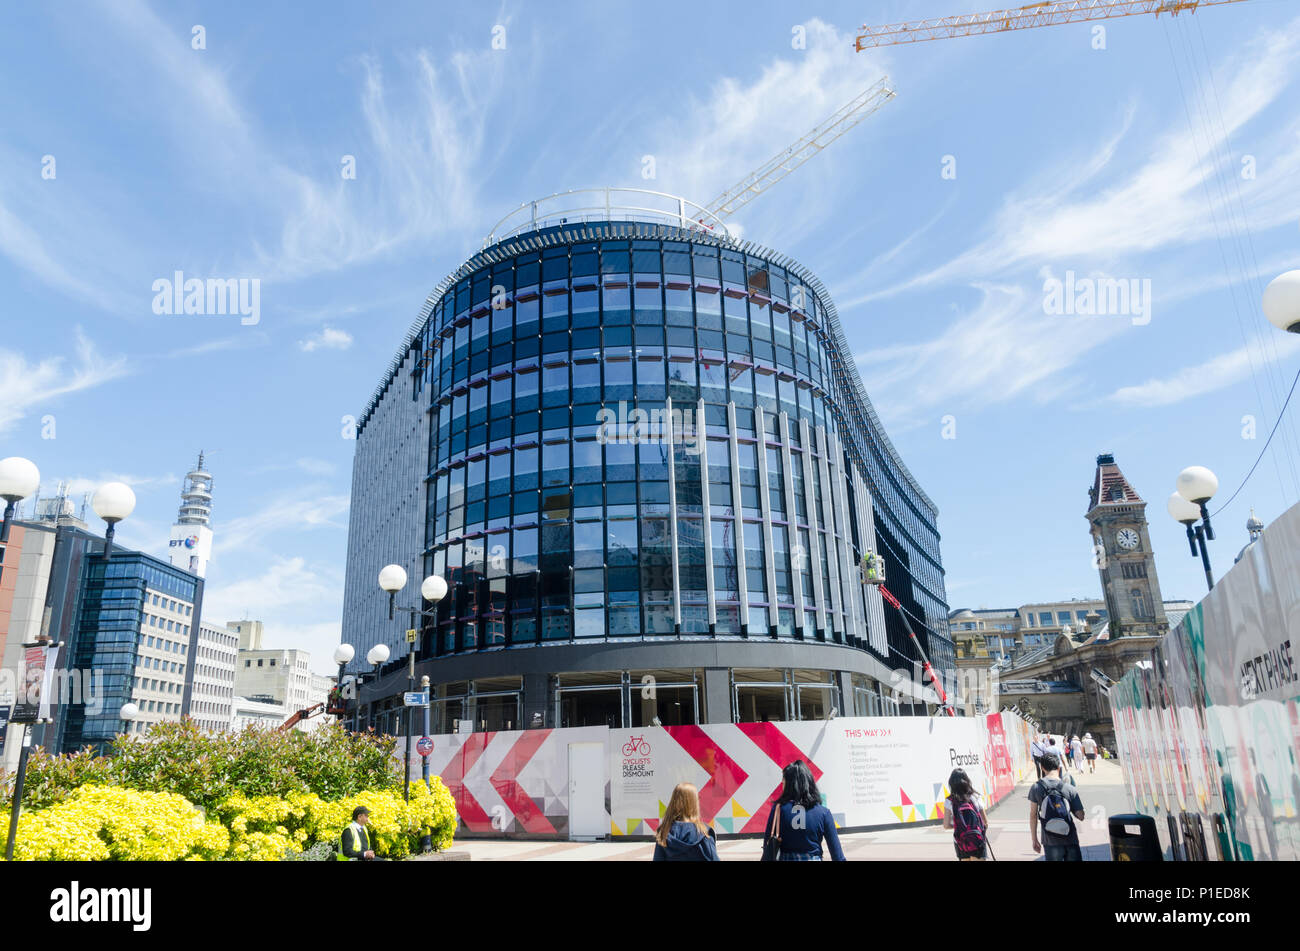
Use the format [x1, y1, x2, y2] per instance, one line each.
[168, 451, 214, 577]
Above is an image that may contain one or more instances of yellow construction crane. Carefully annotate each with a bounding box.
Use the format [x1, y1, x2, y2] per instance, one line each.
[855, 0, 1253, 49]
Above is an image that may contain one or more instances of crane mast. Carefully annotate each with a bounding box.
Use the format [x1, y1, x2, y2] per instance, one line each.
[704, 77, 896, 220]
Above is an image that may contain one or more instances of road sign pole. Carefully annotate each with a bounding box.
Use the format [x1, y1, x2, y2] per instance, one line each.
[404, 611, 419, 803]
[421, 675, 432, 788]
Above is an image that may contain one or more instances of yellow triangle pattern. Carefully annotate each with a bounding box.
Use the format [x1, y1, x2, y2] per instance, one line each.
[730, 798, 750, 819]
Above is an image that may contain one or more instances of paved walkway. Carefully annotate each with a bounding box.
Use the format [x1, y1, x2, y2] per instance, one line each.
[440, 759, 1133, 861]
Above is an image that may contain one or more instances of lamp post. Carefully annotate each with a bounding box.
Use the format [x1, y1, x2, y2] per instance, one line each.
[377, 566, 447, 801]
[120, 702, 139, 736]
[1169, 464, 1219, 593]
[0, 456, 40, 544]
[91, 482, 136, 560]
[364, 644, 390, 733]
[4, 636, 58, 862]
[332, 644, 354, 723]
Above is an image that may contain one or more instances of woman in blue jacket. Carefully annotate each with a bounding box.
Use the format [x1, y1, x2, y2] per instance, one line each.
[652, 782, 720, 861]
[762, 760, 845, 861]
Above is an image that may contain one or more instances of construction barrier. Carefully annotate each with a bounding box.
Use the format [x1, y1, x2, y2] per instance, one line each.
[399, 710, 1034, 839]
[1110, 499, 1300, 861]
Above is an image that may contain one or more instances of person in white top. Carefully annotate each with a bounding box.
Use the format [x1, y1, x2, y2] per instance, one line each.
[1081, 733, 1098, 773]
[1070, 735, 1084, 771]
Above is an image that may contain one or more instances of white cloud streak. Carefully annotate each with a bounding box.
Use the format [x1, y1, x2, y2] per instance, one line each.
[1106, 333, 1300, 407]
[0, 330, 130, 433]
[297, 327, 353, 353]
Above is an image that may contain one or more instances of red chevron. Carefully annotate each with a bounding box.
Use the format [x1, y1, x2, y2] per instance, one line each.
[489, 729, 556, 834]
[665, 725, 748, 821]
[736, 722, 825, 833]
[438, 732, 494, 832]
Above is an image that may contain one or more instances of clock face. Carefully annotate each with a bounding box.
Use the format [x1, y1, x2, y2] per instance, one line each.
[1116, 528, 1140, 551]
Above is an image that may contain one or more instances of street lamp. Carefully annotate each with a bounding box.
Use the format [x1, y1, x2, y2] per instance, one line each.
[1169, 467, 1218, 593]
[363, 643, 390, 733]
[0, 456, 40, 543]
[120, 702, 139, 735]
[1262, 270, 1300, 334]
[376, 566, 448, 800]
[378, 564, 407, 620]
[332, 643, 354, 723]
[91, 481, 136, 561]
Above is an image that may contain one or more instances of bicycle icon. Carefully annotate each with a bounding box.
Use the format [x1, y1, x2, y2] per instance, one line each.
[622, 735, 651, 757]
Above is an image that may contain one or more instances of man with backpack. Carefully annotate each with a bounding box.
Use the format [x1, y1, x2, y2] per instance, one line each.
[1028, 753, 1085, 861]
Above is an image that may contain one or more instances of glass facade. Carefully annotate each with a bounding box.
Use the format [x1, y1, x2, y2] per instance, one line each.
[341, 218, 952, 720]
[60, 551, 202, 753]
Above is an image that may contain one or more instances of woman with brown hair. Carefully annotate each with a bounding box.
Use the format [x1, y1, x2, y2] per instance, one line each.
[652, 782, 720, 861]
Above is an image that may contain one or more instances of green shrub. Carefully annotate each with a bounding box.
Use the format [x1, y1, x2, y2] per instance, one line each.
[2, 721, 402, 811]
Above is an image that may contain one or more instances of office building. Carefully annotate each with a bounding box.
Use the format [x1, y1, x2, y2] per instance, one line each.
[339, 191, 953, 731]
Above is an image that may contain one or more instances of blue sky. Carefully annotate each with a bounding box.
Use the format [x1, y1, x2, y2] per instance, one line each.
[3, 0, 1299, 669]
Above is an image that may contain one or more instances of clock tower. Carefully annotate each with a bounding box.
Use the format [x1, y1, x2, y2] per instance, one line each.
[1086, 453, 1168, 639]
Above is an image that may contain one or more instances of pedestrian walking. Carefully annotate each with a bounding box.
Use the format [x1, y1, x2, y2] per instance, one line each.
[760, 760, 846, 862]
[1029, 753, 1085, 861]
[943, 768, 990, 860]
[1070, 735, 1084, 772]
[652, 782, 720, 861]
[1031, 734, 1047, 779]
[1082, 733, 1098, 773]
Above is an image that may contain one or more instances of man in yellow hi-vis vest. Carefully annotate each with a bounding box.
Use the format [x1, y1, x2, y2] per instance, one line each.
[338, 806, 386, 861]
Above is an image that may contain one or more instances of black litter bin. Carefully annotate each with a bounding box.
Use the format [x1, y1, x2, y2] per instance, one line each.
[1109, 813, 1162, 861]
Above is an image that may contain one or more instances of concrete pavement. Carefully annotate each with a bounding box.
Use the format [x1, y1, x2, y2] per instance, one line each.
[434, 757, 1134, 861]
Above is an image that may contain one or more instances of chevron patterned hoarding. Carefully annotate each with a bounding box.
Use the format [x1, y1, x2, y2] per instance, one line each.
[402, 713, 1034, 838]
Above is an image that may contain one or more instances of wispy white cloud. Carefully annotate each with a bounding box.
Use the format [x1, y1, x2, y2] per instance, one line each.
[212, 492, 350, 556]
[297, 327, 353, 353]
[855, 283, 1129, 430]
[0, 330, 130, 433]
[95, 1, 520, 282]
[1105, 333, 1300, 407]
[645, 19, 892, 244]
[202, 557, 344, 665]
[842, 18, 1300, 307]
[164, 332, 268, 360]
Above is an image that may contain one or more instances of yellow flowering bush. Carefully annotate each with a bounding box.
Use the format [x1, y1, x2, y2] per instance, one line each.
[2, 777, 456, 861]
[1, 785, 229, 861]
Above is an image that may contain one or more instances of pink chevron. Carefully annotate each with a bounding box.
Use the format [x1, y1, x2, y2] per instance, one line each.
[665, 725, 748, 821]
[439, 732, 495, 831]
[736, 722, 824, 833]
[489, 729, 556, 834]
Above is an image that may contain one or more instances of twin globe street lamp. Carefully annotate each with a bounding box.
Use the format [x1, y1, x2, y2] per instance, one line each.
[1167, 466, 1219, 593]
[329, 641, 391, 731]
[1163, 269, 1300, 594]
[378, 565, 448, 801]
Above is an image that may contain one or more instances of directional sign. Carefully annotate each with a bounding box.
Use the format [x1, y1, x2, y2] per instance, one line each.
[406, 628, 418, 644]
[416, 735, 434, 757]
[403, 690, 429, 707]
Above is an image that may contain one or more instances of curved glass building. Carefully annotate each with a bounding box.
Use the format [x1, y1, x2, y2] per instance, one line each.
[341, 192, 952, 732]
